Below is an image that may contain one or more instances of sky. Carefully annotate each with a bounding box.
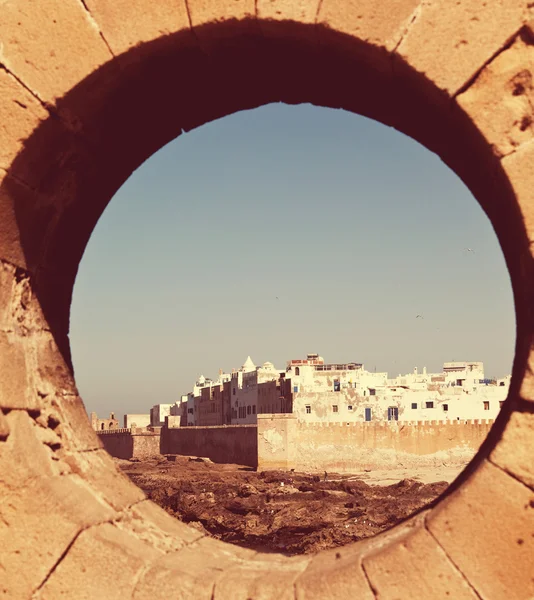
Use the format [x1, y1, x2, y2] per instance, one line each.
[70, 103, 515, 421]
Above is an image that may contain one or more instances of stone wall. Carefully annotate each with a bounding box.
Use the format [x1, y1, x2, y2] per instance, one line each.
[98, 429, 161, 460]
[257, 414, 495, 473]
[161, 425, 258, 468]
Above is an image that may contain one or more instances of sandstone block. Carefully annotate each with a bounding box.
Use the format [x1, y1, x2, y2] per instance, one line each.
[0, 69, 50, 175]
[363, 524, 477, 599]
[38, 522, 162, 600]
[427, 459, 534, 600]
[318, 0, 420, 57]
[51, 395, 102, 452]
[187, 0, 257, 42]
[63, 448, 145, 511]
[457, 35, 534, 158]
[396, 0, 529, 96]
[130, 500, 204, 550]
[134, 536, 256, 600]
[491, 410, 534, 489]
[0, 331, 37, 410]
[215, 553, 310, 600]
[295, 539, 375, 599]
[0, 0, 111, 108]
[0, 473, 115, 598]
[82, 0, 192, 56]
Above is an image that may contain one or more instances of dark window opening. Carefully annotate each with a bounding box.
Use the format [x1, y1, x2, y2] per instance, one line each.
[443, 404, 449, 412]
[348, 405, 353, 411]
[333, 380, 341, 392]
[387, 407, 399, 421]
[411, 403, 417, 409]
[295, 367, 300, 376]
[483, 401, 490, 410]
[332, 405, 338, 413]
[305, 405, 311, 414]
[425, 401, 434, 409]
[369, 388, 376, 396]
[365, 407, 372, 422]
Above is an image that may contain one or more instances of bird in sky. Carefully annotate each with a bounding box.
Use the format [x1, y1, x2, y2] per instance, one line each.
[464, 247, 475, 253]
[416, 315, 423, 319]
[275, 297, 279, 300]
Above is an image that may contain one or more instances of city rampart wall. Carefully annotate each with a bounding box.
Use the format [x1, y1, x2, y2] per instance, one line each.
[161, 424, 258, 468]
[257, 415, 495, 473]
[98, 429, 161, 460]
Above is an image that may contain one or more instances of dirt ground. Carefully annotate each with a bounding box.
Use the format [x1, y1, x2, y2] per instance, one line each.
[118, 456, 464, 555]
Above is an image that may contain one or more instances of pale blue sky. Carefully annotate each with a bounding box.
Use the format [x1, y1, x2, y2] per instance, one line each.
[70, 103, 515, 420]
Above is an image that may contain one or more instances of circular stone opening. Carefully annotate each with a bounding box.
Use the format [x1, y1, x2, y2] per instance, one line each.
[1, 8, 533, 599]
[72, 102, 515, 556]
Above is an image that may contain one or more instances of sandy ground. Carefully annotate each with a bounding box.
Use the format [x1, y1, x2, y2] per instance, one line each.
[118, 456, 464, 555]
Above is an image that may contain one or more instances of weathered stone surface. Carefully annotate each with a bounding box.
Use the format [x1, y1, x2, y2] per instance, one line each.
[396, 0, 529, 96]
[63, 448, 145, 511]
[257, 0, 319, 37]
[215, 553, 311, 600]
[0, 69, 50, 175]
[318, 0, 420, 53]
[457, 35, 534, 158]
[38, 522, 162, 600]
[187, 0, 257, 38]
[130, 500, 204, 549]
[33, 331, 78, 398]
[82, 0, 192, 55]
[0, 331, 37, 410]
[51, 395, 102, 452]
[0, 473, 115, 598]
[0, 410, 63, 486]
[491, 410, 534, 489]
[427, 460, 534, 600]
[134, 536, 256, 600]
[363, 524, 477, 599]
[0, 170, 51, 270]
[0, 0, 111, 105]
[294, 539, 374, 599]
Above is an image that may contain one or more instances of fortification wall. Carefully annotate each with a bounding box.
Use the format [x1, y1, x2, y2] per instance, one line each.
[257, 415, 495, 473]
[98, 429, 161, 460]
[161, 425, 258, 468]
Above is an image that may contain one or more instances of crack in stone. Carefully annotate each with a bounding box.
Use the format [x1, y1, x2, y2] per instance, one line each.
[360, 560, 379, 599]
[76, 0, 115, 58]
[0, 64, 53, 120]
[453, 27, 526, 99]
[391, 1, 425, 54]
[488, 455, 534, 493]
[423, 516, 483, 599]
[184, 0, 211, 58]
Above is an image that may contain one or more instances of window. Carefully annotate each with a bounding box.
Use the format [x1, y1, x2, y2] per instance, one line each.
[347, 405, 353, 411]
[483, 401, 490, 411]
[425, 401, 434, 409]
[295, 367, 300, 376]
[387, 407, 399, 421]
[411, 403, 417, 409]
[334, 380, 341, 392]
[500, 381, 505, 386]
[369, 388, 376, 396]
[305, 405, 311, 414]
[365, 407, 372, 422]
[252, 406, 256, 414]
[443, 404, 449, 412]
[293, 386, 299, 393]
[456, 379, 463, 386]
[332, 405, 338, 413]
[247, 406, 251, 415]
[100, 423, 104, 430]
